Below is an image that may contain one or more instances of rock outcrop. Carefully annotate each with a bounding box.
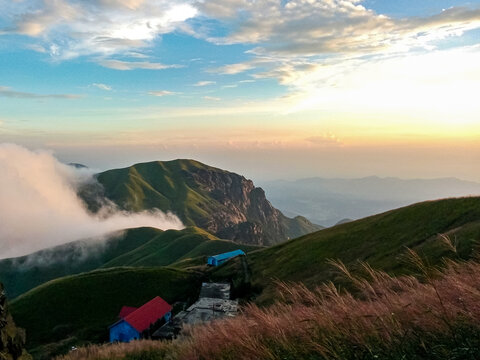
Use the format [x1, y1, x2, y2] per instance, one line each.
[0, 283, 30, 360]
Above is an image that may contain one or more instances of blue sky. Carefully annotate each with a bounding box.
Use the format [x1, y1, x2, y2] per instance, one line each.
[1, 0, 480, 180]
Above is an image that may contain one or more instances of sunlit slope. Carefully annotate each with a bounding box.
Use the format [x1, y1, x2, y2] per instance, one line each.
[212, 197, 480, 302]
[10, 267, 202, 355]
[0, 227, 259, 298]
[83, 159, 321, 245]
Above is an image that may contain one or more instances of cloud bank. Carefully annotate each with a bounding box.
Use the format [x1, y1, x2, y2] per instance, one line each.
[0, 143, 184, 259]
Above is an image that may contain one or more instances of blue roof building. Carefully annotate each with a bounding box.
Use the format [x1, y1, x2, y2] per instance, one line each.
[207, 249, 246, 266]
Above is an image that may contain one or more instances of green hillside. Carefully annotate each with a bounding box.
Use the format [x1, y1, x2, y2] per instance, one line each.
[0, 227, 160, 299]
[211, 197, 480, 302]
[10, 267, 202, 359]
[0, 227, 259, 299]
[81, 159, 321, 245]
[101, 226, 260, 268]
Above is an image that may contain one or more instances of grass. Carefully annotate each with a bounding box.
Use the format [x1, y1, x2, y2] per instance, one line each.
[56, 249, 480, 360]
[0, 227, 259, 299]
[9, 266, 203, 359]
[210, 197, 480, 303]
[102, 227, 260, 268]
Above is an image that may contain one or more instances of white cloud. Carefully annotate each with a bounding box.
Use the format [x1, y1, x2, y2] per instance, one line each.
[198, 1, 480, 56]
[98, 59, 183, 70]
[212, 62, 255, 75]
[0, 144, 184, 258]
[193, 80, 216, 86]
[5, 0, 197, 59]
[148, 90, 177, 96]
[92, 83, 112, 91]
[0, 85, 82, 99]
[203, 95, 221, 101]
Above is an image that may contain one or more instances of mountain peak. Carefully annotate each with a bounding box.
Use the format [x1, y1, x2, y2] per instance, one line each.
[81, 159, 321, 246]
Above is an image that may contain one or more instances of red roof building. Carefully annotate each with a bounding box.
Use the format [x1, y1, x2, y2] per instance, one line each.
[124, 296, 172, 332]
[110, 296, 173, 342]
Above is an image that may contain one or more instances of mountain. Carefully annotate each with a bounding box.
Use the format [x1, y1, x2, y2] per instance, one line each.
[0, 227, 260, 299]
[80, 159, 321, 246]
[10, 196, 480, 358]
[0, 283, 31, 360]
[210, 196, 480, 303]
[9, 267, 201, 360]
[261, 176, 480, 226]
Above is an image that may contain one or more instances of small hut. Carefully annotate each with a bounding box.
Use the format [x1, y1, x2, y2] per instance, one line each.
[207, 249, 245, 266]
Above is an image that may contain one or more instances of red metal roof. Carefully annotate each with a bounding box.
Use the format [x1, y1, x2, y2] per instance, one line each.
[124, 296, 172, 332]
[118, 306, 138, 319]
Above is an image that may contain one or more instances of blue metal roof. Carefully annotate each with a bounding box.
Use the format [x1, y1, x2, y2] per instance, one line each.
[209, 249, 245, 261]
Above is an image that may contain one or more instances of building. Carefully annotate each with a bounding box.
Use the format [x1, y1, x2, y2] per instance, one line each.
[207, 249, 246, 266]
[109, 296, 172, 343]
[153, 283, 238, 339]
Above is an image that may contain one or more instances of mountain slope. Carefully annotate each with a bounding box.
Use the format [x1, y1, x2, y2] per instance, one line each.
[81, 159, 321, 246]
[9, 267, 202, 359]
[0, 227, 259, 299]
[211, 197, 480, 303]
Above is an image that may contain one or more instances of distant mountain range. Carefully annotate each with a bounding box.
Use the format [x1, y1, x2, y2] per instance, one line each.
[261, 176, 480, 226]
[80, 159, 321, 246]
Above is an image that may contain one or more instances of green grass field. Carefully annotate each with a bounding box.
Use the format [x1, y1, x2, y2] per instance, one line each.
[211, 197, 480, 302]
[0, 227, 260, 299]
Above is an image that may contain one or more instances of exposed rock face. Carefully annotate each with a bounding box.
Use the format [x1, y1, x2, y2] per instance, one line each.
[85, 159, 321, 246]
[0, 283, 30, 360]
[190, 167, 287, 245]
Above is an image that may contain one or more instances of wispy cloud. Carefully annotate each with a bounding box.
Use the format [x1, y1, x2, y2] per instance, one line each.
[0, 86, 81, 99]
[193, 81, 216, 87]
[148, 90, 178, 97]
[305, 134, 342, 146]
[203, 96, 221, 101]
[212, 62, 255, 75]
[98, 60, 183, 71]
[92, 83, 112, 91]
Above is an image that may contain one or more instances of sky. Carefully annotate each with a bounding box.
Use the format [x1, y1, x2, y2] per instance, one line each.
[0, 0, 480, 181]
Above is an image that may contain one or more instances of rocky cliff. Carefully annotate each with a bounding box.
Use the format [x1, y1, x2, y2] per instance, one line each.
[81, 159, 321, 246]
[0, 283, 30, 360]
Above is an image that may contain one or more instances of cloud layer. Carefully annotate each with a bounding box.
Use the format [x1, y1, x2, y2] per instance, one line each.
[0, 144, 184, 259]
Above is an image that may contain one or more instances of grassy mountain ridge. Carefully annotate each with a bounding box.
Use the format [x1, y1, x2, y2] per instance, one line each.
[0, 227, 259, 299]
[82, 159, 321, 246]
[211, 197, 480, 302]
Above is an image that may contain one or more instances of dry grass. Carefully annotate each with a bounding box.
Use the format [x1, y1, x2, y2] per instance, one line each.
[58, 252, 480, 360]
[56, 339, 174, 360]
